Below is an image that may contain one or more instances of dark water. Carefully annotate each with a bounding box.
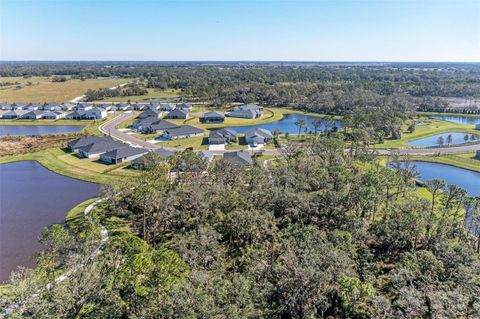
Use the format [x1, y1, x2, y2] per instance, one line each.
[391, 161, 480, 196]
[407, 132, 474, 147]
[0, 161, 99, 283]
[429, 115, 480, 125]
[0, 125, 84, 136]
[225, 113, 343, 134]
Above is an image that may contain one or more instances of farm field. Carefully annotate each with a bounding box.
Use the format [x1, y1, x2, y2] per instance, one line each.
[0, 76, 129, 103]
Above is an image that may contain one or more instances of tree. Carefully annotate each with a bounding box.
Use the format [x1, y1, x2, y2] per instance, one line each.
[294, 119, 307, 136]
[436, 136, 445, 146]
[446, 134, 453, 146]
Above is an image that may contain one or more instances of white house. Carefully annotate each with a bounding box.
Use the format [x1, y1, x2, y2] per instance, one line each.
[227, 104, 263, 119]
[85, 107, 107, 119]
[244, 128, 273, 146]
[164, 125, 204, 140]
[21, 110, 45, 119]
[42, 111, 65, 119]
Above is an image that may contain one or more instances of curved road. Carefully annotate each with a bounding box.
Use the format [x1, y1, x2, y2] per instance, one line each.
[101, 112, 480, 156]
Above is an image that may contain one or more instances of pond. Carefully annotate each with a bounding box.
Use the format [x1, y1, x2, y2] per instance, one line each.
[0, 125, 84, 136]
[390, 161, 480, 237]
[225, 113, 343, 134]
[0, 161, 99, 283]
[429, 115, 480, 125]
[407, 132, 474, 147]
[390, 161, 480, 196]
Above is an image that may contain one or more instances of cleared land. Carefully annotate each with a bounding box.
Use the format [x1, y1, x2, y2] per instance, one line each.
[99, 88, 183, 102]
[0, 76, 129, 103]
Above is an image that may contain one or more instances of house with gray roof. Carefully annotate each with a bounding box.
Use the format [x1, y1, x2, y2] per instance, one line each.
[77, 140, 126, 158]
[42, 111, 65, 119]
[166, 109, 188, 119]
[200, 111, 225, 123]
[138, 109, 162, 119]
[85, 107, 107, 119]
[245, 128, 273, 146]
[65, 110, 87, 120]
[160, 104, 176, 111]
[223, 151, 253, 166]
[21, 110, 45, 119]
[68, 135, 114, 151]
[100, 146, 149, 164]
[2, 109, 28, 119]
[227, 104, 263, 119]
[164, 125, 204, 139]
[177, 103, 192, 111]
[208, 128, 237, 145]
[146, 119, 179, 134]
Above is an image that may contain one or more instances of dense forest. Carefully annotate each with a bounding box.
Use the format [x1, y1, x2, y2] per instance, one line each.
[1, 62, 480, 113]
[2, 138, 479, 318]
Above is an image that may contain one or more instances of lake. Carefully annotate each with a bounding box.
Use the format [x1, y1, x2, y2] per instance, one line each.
[0, 125, 84, 136]
[225, 113, 343, 134]
[407, 132, 474, 147]
[429, 115, 480, 125]
[0, 161, 99, 283]
[391, 161, 480, 196]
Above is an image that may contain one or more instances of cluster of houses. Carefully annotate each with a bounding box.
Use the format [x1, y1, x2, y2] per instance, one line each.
[0, 102, 194, 121]
[133, 103, 272, 146]
[68, 135, 256, 168]
[200, 104, 264, 123]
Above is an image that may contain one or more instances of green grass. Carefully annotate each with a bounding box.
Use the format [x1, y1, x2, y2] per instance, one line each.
[0, 76, 130, 103]
[158, 136, 209, 150]
[0, 147, 138, 184]
[418, 111, 480, 118]
[375, 117, 479, 148]
[66, 198, 98, 227]
[99, 88, 183, 102]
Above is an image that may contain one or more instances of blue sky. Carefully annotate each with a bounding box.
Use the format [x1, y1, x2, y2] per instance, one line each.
[0, 0, 479, 61]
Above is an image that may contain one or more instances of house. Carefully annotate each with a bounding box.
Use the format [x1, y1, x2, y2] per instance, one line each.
[68, 136, 115, 151]
[21, 110, 45, 119]
[148, 103, 161, 110]
[42, 111, 65, 119]
[132, 117, 160, 130]
[475, 124, 480, 130]
[131, 148, 177, 170]
[177, 103, 192, 111]
[77, 140, 125, 158]
[12, 103, 27, 110]
[60, 104, 75, 111]
[138, 109, 162, 119]
[208, 128, 237, 145]
[65, 110, 87, 120]
[244, 128, 273, 146]
[2, 109, 28, 119]
[132, 103, 145, 111]
[227, 104, 263, 119]
[76, 103, 93, 111]
[223, 151, 253, 166]
[160, 104, 176, 111]
[0, 104, 13, 110]
[144, 119, 179, 134]
[116, 103, 132, 111]
[100, 146, 149, 164]
[166, 108, 188, 119]
[164, 125, 204, 139]
[26, 104, 42, 110]
[85, 107, 107, 119]
[200, 111, 225, 123]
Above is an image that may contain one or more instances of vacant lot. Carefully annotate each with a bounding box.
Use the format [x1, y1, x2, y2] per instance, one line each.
[99, 88, 183, 102]
[0, 76, 129, 103]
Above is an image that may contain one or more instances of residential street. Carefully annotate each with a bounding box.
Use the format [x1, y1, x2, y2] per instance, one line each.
[101, 112, 480, 156]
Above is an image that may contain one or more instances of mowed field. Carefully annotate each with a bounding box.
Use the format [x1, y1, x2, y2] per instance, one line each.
[0, 76, 130, 103]
[100, 88, 183, 102]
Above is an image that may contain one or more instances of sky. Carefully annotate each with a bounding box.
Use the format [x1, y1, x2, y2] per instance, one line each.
[0, 0, 479, 62]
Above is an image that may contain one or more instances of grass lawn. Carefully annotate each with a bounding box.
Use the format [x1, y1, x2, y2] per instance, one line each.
[99, 88, 183, 103]
[66, 198, 98, 227]
[0, 76, 130, 103]
[418, 112, 480, 118]
[0, 147, 139, 184]
[158, 136, 209, 150]
[375, 117, 479, 148]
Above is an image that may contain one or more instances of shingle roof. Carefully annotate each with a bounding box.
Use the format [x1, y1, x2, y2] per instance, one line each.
[101, 146, 148, 160]
[202, 111, 225, 119]
[223, 151, 253, 166]
[148, 119, 179, 131]
[153, 148, 177, 158]
[77, 140, 125, 154]
[165, 125, 204, 137]
[68, 136, 112, 149]
[245, 128, 273, 139]
[167, 109, 188, 117]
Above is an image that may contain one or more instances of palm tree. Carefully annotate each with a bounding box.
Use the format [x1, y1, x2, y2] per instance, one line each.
[312, 119, 323, 134]
[295, 119, 307, 136]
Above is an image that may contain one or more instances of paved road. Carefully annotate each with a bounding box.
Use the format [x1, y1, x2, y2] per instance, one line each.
[101, 112, 480, 156]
